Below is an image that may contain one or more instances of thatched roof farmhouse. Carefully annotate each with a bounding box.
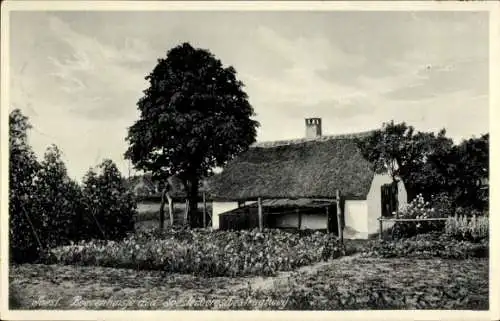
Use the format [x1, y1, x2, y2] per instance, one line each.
[208, 118, 408, 239]
[208, 130, 375, 201]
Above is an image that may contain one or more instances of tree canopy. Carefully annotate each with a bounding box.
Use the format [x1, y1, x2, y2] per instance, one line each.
[357, 120, 488, 210]
[125, 42, 259, 226]
[9, 109, 137, 262]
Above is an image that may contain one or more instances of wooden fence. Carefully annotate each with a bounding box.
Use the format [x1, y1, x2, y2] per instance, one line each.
[377, 217, 448, 240]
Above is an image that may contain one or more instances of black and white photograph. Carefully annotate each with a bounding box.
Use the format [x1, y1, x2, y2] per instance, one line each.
[1, 1, 498, 320]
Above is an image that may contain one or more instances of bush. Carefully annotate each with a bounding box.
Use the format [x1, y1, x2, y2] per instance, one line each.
[80, 160, 137, 240]
[366, 232, 488, 259]
[455, 206, 487, 218]
[431, 192, 455, 217]
[48, 228, 345, 277]
[445, 215, 488, 242]
[391, 194, 445, 239]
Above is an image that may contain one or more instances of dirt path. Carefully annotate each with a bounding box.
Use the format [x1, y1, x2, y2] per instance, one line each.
[228, 253, 363, 292]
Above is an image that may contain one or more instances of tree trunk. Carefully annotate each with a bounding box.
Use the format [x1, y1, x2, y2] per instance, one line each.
[187, 177, 199, 228]
[166, 192, 174, 226]
[184, 198, 189, 227]
[159, 187, 167, 230]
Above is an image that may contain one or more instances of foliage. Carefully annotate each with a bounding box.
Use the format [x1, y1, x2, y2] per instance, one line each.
[10, 110, 84, 262]
[249, 257, 488, 310]
[430, 192, 455, 218]
[448, 134, 489, 211]
[445, 215, 488, 242]
[366, 232, 488, 259]
[9, 109, 42, 262]
[356, 121, 453, 199]
[125, 42, 259, 227]
[80, 160, 137, 240]
[48, 228, 345, 277]
[9, 109, 136, 263]
[356, 121, 488, 211]
[32, 145, 84, 249]
[391, 194, 444, 239]
[10, 256, 488, 310]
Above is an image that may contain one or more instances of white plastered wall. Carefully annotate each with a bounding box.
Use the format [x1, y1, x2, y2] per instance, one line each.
[211, 202, 239, 229]
[366, 174, 408, 237]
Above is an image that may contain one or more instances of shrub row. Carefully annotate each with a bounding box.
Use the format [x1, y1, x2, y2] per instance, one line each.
[10, 110, 137, 263]
[445, 215, 488, 241]
[47, 228, 345, 277]
[10, 146, 136, 263]
[366, 232, 488, 259]
[390, 194, 489, 240]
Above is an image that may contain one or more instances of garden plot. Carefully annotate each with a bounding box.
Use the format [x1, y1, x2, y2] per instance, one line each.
[9, 256, 488, 310]
[10, 229, 489, 310]
[47, 229, 345, 277]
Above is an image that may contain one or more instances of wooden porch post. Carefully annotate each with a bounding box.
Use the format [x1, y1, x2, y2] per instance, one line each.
[297, 208, 302, 230]
[326, 206, 330, 233]
[379, 218, 383, 240]
[336, 189, 343, 244]
[258, 197, 263, 232]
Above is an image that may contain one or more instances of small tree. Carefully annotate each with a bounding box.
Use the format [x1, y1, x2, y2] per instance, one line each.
[9, 109, 41, 262]
[81, 160, 136, 239]
[125, 42, 259, 228]
[34, 145, 82, 248]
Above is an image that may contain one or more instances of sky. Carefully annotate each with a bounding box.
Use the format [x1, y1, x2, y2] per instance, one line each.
[9, 10, 489, 181]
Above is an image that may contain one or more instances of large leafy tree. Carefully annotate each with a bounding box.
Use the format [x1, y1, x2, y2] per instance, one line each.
[357, 120, 488, 211]
[356, 120, 454, 200]
[449, 134, 489, 210]
[125, 42, 259, 228]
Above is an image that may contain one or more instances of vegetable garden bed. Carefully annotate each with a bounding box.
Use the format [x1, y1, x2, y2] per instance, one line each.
[9, 256, 488, 310]
[47, 228, 345, 277]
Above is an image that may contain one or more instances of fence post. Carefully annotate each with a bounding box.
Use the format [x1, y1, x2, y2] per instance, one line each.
[379, 218, 383, 240]
[297, 208, 301, 230]
[258, 197, 263, 232]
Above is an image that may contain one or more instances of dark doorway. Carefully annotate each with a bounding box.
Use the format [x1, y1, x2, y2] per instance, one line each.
[381, 182, 398, 217]
[327, 204, 339, 235]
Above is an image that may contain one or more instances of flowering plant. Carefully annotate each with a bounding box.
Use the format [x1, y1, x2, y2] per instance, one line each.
[445, 215, 488, 241]
[398, 194, 438, 220]
[391, 194, 444, 239]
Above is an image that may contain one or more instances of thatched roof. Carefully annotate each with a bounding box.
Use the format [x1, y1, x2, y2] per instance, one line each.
[207, 132, 375, 201]
[125, 174, 157, 195]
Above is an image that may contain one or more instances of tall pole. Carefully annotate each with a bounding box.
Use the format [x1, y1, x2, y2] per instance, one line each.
[258, 197, 263, 232]
[326, 206, 330, 233]
[336, 189, 343, 244]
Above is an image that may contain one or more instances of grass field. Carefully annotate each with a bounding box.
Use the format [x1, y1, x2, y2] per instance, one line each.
[9, 256, 488, 310]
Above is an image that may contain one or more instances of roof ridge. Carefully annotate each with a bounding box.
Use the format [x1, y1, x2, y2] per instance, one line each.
[251, 130, 375, 148]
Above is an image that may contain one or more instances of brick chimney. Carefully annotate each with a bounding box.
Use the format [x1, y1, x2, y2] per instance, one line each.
[305, 118, 322, 139]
